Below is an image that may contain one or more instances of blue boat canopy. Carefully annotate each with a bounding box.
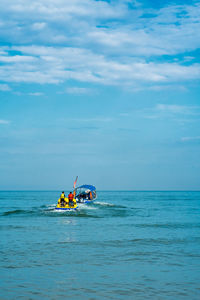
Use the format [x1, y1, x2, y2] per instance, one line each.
[76, 184, 96, 191]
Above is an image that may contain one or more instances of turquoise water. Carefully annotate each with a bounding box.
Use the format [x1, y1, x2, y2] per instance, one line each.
[0, 191, 200, 299]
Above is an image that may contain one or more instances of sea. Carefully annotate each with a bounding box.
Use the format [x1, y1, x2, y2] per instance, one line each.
[0, 191, 200, 300]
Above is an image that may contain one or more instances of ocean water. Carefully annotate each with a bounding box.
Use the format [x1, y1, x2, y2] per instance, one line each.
[0, 191, 200, 300]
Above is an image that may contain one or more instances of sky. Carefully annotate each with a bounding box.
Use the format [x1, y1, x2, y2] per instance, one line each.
[0, 0, 200, 190]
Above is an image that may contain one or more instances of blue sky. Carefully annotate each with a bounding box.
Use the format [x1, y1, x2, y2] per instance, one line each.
[0, 0, 200, 190]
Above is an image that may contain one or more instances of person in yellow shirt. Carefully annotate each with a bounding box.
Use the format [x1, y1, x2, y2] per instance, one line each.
[58, 191, 66, 206]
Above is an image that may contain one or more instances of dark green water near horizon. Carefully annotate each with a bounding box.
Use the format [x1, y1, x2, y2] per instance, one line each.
[0, 191, 200, 299]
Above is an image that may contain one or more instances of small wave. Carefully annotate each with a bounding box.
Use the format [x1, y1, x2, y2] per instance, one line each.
[2, 209, 27, 216]
[0, 224, 25, 230]
[45, 204, 98, 214]
[50, 209, 76, 213]
[44, 203, 97, 212]
[94, 201, 127, 209]
[44, 204, 57, 210]
[78, 203, 97, 210]
[2, 208, 41, 217]
[1, 201, 129, 218]
[95, 201, 115, 207]
[45, 209, 101, 218]
[135, 223, 200, 229]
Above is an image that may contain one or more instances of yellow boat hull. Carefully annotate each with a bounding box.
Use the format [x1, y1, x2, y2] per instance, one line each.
[56, 198, 77, 210]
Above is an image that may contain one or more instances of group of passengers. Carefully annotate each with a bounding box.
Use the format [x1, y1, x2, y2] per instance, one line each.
[58, 189, 96, 206]
[58, 191, 77, 207]
[77, 191, 93, 200]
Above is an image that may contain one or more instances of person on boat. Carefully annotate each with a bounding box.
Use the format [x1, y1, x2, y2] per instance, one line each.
[68, 191, 76, 206]
[68, 191, 74, 204]
[59, 191, 66, 206]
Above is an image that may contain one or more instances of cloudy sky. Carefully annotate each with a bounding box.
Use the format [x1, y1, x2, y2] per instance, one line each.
[0, 0, 200, 190]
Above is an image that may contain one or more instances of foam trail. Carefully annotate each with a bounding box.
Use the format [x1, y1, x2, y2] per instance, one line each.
[45, 204, 56, 209]
[95, 201, 115, 207]
[78, 203, 97, 210]
[52, 209, 72, 213]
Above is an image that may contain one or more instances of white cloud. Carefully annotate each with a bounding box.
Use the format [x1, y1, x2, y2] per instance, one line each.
[155, 104, 200, 115]
[0, 0, 126, 28]
[0, 46, 200, 87]
[32, 22, 46, 30]
[0, 83, 11, 91]
[0, 119, 10, 124]
[66, 87, 91, 94]
[0, 1, 200, 56]
[69, 117, 113, 123]
[156, 104, 189, 114]
[142, 104, 200, 121]
[28, 92, 44, 96]
[0, 1, 200, 89]
[149, 85, 187, 92]
[181, 136, 200, 142]
[0, 55, 36, 63]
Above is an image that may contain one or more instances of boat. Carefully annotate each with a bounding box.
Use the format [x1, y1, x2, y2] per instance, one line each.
[55, 198, 77, 211]
[75, 185, 97, 203]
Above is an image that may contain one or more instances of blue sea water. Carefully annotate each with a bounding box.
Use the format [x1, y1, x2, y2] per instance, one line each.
[0, 191, 200, 300]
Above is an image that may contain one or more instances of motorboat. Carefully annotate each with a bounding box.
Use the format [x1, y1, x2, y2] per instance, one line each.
[75, 185, 97, 203]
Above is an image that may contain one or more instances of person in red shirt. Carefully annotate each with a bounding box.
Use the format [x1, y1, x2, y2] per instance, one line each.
[68, 192, 74, 205]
